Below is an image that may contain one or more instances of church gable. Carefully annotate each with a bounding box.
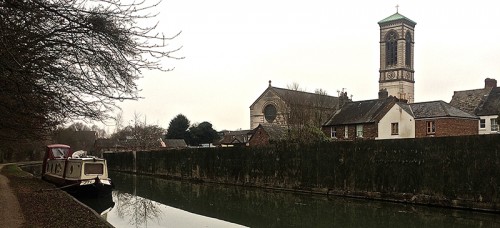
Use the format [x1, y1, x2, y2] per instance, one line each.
[250, 81, 340, 129]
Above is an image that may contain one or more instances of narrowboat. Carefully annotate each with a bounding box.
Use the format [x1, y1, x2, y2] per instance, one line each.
[42, 144, 113, 196]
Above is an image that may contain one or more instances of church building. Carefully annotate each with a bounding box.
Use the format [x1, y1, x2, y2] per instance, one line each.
[378, 10, 416, 103]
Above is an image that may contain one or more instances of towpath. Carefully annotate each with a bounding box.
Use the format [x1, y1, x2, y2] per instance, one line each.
[0, 163, 24, 228]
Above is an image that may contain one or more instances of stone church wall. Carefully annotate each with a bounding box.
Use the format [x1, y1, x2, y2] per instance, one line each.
[105, 134, 500, 212]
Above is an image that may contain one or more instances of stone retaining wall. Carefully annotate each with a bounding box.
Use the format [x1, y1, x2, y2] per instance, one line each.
[104, 134, 500, 212]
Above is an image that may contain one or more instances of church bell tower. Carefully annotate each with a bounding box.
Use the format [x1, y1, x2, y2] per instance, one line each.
[378, 9, 416, 103]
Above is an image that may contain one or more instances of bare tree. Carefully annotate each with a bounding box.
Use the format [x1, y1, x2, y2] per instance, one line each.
[279, 83, 332, 143]
[111, 112, 165, 151]
[0, 0, 181, 146]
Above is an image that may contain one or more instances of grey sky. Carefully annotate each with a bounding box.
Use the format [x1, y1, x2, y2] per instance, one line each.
[113, 0, 500, 132]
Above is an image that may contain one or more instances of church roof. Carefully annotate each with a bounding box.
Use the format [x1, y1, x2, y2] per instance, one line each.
[250, 85, 339, 110]
[271, 87, 339, 109]
[378, 12, 416, 26]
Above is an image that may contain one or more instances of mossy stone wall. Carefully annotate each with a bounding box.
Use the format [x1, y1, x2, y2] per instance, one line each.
[104, 134, 500, 211]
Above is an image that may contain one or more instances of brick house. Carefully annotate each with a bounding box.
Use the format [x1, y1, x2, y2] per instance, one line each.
[248, 124, 288, 147]
[450, 78, 500, 134]
[410, 101, 479, 137]
[322, 95, 478, 140]
[322, 96, 402, 140]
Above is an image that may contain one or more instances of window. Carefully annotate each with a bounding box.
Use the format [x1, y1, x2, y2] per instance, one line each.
[491, 118, 499, 132]
[330, 127, 337, 138]
[386, 31, 398, 66]
[405, 32, 412, 67]
[356, 125, 363, 138]
[264, 104, 277, 123]
[344, 126, 349, 139]
[391, 123, 399, 135]
[85, 163, 104, 175]
[426, 121, 436, 134]
[480, 119, 486, 129]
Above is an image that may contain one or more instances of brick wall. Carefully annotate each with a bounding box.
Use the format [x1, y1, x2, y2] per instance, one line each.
[322, 123, 378, 140]
[415, 118, 478, 138]
[248, 126, 270, 147]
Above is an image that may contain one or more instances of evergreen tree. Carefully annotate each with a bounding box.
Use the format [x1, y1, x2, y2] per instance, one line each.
[165, 114, 190, 140]
[188, 122, 219, 146]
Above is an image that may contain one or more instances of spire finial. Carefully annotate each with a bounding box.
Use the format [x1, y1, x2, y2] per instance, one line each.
[268, 80, 272, 87]
[396, 4, 399, 13]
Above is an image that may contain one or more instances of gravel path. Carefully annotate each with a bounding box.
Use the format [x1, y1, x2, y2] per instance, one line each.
[0, 163, 112, 228]
[0, 164, 24, 227]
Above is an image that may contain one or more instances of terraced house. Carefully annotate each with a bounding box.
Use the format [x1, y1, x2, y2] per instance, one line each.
[322, 94, 478, 140]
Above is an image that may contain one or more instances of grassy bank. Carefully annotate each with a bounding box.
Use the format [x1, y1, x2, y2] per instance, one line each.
[1, 164, 112, 228]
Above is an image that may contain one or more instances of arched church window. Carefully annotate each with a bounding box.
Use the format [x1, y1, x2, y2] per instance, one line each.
[264, 104, 277, 123]
[405, 32, 412, 67]
[386, 31, 398, 66]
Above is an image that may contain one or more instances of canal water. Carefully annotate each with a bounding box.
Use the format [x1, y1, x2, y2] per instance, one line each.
[85, 171, 499, 228]
[22, 165, 500, 227]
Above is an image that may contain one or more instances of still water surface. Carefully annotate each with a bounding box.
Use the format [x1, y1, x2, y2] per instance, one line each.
[78, 171, 500, 228]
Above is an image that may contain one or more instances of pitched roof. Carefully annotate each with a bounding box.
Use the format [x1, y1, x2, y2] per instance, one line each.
[378, 12, 416, 26]
[164, 139, 187, 148]
[475, 87, 500, 116]
[258, 124, 288, 141]
[449, 88, 492, 115]
[218, 130, 251, 145]
[250, 86, 339, 109]
[409, 101, 478, 119]
[450, 83, 500, 116]
[323, 97, 398, 126]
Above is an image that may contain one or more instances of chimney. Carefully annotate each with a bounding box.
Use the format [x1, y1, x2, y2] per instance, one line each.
[338, 91, 350, 109]
[485, 78, 497, 88]
[378, 88, 388, 99]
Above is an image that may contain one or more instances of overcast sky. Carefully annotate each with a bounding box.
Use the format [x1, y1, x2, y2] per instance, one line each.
[109, 0, 500, 133]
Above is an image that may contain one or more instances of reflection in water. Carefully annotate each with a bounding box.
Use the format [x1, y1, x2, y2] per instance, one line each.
[109, 191, 246, 228]
[78, 194, 115, 215]
[113, 191, 163, 226]
[104, 171, 500, 228]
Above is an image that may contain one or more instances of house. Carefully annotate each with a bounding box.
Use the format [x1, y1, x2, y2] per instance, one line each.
[217, 130, 252, 147]
[249, 80, 347, 130]
[248, 124, 288, 147]
[377, 100, 415, 139]
[322, 92, 478, 140]
[450, 78, 500, 134]
[410, 101, 478, 137]
[322, 95, 407, 140]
